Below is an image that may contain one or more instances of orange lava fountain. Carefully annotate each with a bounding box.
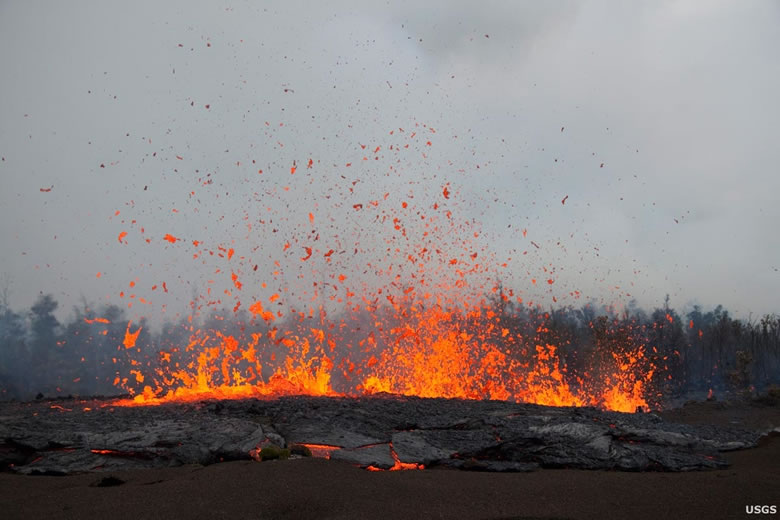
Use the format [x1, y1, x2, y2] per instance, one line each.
[114, 295, 655, 412]
[104, 123, 660, 413]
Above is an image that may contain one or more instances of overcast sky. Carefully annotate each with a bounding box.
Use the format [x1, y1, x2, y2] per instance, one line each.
[1, 0, 778, 326]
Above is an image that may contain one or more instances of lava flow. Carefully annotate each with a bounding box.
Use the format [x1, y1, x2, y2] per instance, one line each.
[366, 443, 424, 472]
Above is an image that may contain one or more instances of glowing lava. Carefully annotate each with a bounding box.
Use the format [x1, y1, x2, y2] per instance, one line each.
[113, 299, 653, 412]
[297, 444, 341, 459]
[105, 124, 659, 413]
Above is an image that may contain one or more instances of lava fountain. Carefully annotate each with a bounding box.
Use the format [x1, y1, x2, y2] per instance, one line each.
[104, 123, 660, 412]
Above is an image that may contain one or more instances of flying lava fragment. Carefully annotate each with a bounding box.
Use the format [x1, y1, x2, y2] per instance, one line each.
[123, 322, 142, 349]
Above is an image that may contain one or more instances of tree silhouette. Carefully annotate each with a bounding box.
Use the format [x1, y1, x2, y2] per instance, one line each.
[29, 294, 60, 393]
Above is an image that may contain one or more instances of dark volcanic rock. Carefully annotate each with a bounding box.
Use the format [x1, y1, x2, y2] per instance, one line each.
[278, 423, 384, 449]
[0, 395, 762, 475]
[330, 444, 396, 469]
[392, 429, 497, 465]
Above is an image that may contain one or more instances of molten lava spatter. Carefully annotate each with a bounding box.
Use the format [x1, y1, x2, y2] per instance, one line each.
[106, 123, 659, 412]
[114, 297, 654, 412]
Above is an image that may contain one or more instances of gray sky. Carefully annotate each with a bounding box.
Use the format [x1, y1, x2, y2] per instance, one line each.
[1, 0, 778, 326]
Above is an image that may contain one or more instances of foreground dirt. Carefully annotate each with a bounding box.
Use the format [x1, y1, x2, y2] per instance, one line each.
[1, 399, 778, 520]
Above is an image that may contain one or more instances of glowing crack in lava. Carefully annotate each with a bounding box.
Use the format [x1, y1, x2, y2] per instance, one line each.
[107, 123, 659, 413]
